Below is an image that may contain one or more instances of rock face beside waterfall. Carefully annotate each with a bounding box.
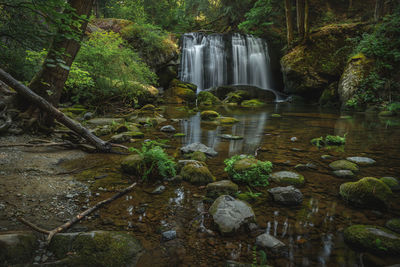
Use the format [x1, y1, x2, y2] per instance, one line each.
[179, 33, 274, 92]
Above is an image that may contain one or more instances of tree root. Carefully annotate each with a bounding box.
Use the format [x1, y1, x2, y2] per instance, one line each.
[18, 182, 137, 245]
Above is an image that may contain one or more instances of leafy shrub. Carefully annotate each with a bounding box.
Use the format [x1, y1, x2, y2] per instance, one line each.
[387, 102, 400, 113]
[129, 141, 176, 180]
[224, 155, 272, 187]
[65, 31, 157, 106]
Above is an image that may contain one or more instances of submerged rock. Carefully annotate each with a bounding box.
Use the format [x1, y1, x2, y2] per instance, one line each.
[339, 177, 392, 209]
[160, 125, 176, 132]
[49, 231, 143, 266]
[270, 171, 305, 186]
[346, 156, 376, 166]
[0, 232, 37, 265]
[180, 143, 218, 156]
[209, 195, 255, 235]
[386, 219, 400, 234]
[200, 110, 220, 121]
[333, 170, 355, 178]
[206, 180, 239, 199]
[343, 225, 400, 255]
[329, 160, 359, 172]
[180, 161, 215, 185]
[268, 186, 303, 205]
[255, 233, 287, 256]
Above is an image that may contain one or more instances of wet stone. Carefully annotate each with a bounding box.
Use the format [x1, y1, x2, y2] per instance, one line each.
[380, 177, 400, 191]
[151, 185, 166, 194]
[218, 134, 243, 140]
[255, 233, 287, 256]
[180, 143, 218, 157]
[321, 155, 333, 160]
[329, 160, 359, 172]
[270, 171, 305, 186]
[161, 230, 177, 242]
[160, 125, 176, 132]
[386, 218, 400, 234]
[294, 163, 317, 171]
[346, 156, 376, 166]
[333, 170, 355, 178]
[268, 186, 303, 205]
[206, 180, 238, 199]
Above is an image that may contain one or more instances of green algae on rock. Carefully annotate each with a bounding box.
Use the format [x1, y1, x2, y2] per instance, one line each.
[329, 160, 358, 171]
[343, 225, 400, 255]
[224, 155, 272, 187]
[180, 161, 215, 185]
[270, 171, 305, 186]
[339, 177, 392, 209]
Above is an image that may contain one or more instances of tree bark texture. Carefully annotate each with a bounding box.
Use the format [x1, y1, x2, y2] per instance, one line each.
[374, 0, 384, 21]
[0, 68, 112, 152]
[304, 0, 309, 41]
[29, 0, 94, 108]
[296, 0, 305, 38]
[285, 0, 294, 45]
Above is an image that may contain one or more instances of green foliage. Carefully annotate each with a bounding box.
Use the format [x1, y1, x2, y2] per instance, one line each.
[251, 245, 269, 267]
[387, 102, 400, 113]
[237, 186, 262, 202]
[350, 10, 400, 106]
[224, 155, 272, 187]
[65, 31, 157, 106]
[129, 141, 176, 180]
[311, 134, 346, 148]
[375, 238, 388, 251]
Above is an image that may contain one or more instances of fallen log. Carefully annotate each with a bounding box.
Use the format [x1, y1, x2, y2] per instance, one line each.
[0, 68, 112, 152]
[18, 182, 137, 244]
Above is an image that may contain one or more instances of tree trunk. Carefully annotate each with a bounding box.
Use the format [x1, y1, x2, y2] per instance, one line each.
[296, 0, 305, 39]
[374, 0, 384, 21]
[304, 0, 310, 41]
[285, 0, 294, 45]
[28, 0, 94, 125]
[0, 68, 112, 152]
[348, 0, 353, 10]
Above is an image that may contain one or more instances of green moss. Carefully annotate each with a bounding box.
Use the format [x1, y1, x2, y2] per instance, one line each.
[241, 99, 265, 108]
[311, 134, 346, 147]
[380, 177, 400, 190]
[270, 171, 305, 186]
[224, 155, 272, 187]
[339, 177, 392, 209]
[200, 110, 220, 121]
[386, 219, 400, 234]
[197, 91, 221, 106]
[173, 133, 186, 137]
[60, 107, 87, 115]
[223, 90, 250, 104]
[344, 225, 400, 255]
[0, 232, 37, 265]
[174, 87, 196, 103]
[379, 110, 395, 117]
[311, 137, 324, 147]
[329, 160, 359, 171]
[217, 117, 239, 124]
[184, 151, 207, 162]
[180, 162, 215, 185]
[271, 114, 281, 118]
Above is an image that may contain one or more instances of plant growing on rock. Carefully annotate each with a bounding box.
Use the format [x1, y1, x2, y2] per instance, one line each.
[128, 141, 176, 180]
[311, 134, 346, 148]
[224, 155, 272, 187]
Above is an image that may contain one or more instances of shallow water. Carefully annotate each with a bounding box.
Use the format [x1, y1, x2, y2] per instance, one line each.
[72, 103, 400, 266]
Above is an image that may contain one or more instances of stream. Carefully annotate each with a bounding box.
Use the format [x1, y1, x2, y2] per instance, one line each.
[65, 103, 400, 266]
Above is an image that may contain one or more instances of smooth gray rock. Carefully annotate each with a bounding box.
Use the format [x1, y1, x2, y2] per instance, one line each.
[181, 143, 218, 156]
[255, 233, 287, 254]
[333, 170, 355, 178]
[87, 117, 124, 126]
[329, 160, 359, 171]
[209, 195, 255, 235]
[161, 230, 177, 241]
[268, 186, 303, 205]
[151, 185, 166, 194]
[160, 125, 176, 132]
[346, 156, 376, 166]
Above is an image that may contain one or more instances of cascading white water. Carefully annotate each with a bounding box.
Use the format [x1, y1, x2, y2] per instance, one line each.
[180, 32, 273, 93]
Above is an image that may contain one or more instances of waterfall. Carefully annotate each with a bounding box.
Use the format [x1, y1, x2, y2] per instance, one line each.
[180, 32, 273, 93]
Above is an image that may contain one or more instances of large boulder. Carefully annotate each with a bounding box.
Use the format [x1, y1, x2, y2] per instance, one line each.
[180, 143, 218, 156]
[339, 177, 393, 209]
[344, 225, 400, 255]
[49, 231, 143, 267]
[165, 79, 197, 104]
[338, 53, 372, 105]
[209, 195, 255, 235]
[281, 23, 368, 100]
[270, 171, 305, 186]
[268, 186, 303, 205]
[0, 232, 37, 265]
[208, 85, 276, 102]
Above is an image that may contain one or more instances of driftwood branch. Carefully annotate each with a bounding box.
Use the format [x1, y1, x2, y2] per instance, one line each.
[0, 68, 112, 152]
[18, 182, 137, 244]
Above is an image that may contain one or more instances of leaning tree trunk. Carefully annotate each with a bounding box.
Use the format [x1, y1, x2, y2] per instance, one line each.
[296, 0, 305, 39]
[285, 0, 294, 45]
[27, 0, 94, 126]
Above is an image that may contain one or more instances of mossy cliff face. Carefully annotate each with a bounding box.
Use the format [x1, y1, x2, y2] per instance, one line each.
[281, 23, 368, 100]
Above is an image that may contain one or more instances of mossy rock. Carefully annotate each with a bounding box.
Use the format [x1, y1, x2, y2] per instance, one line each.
[271, 114, 281, 118]
[174, 87, 196, 102]
[93, 125, 113, 137]
[121, 154, 144, 176]
[49, 231, 143, 267]
[386, 219, 400, 234]
[226, 155, 272, 187]
[0, 232, 37, 265]
[241, 99, 265, 108]
[173, 133, 186, 137]
[270, 171, 305, 186]
[183, 151, 207, 162]
[379, 110, 395, 117]
[380, 177, 400, 191]
[343, 225, 400, 255]
[61, 107, 87, 115]
[223, 90, 251, 104]
[200, 110, 220, 121]
[217, 117, 239, 125]
[329, 160, 358, 171]
[197, 91, 221, 106]
[180, 162, 215, 185]
[206, 180, 239, 199]
[87, 118, 125, 126]
[339, 177, 393, 209]
[111, 132, 144, 143]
